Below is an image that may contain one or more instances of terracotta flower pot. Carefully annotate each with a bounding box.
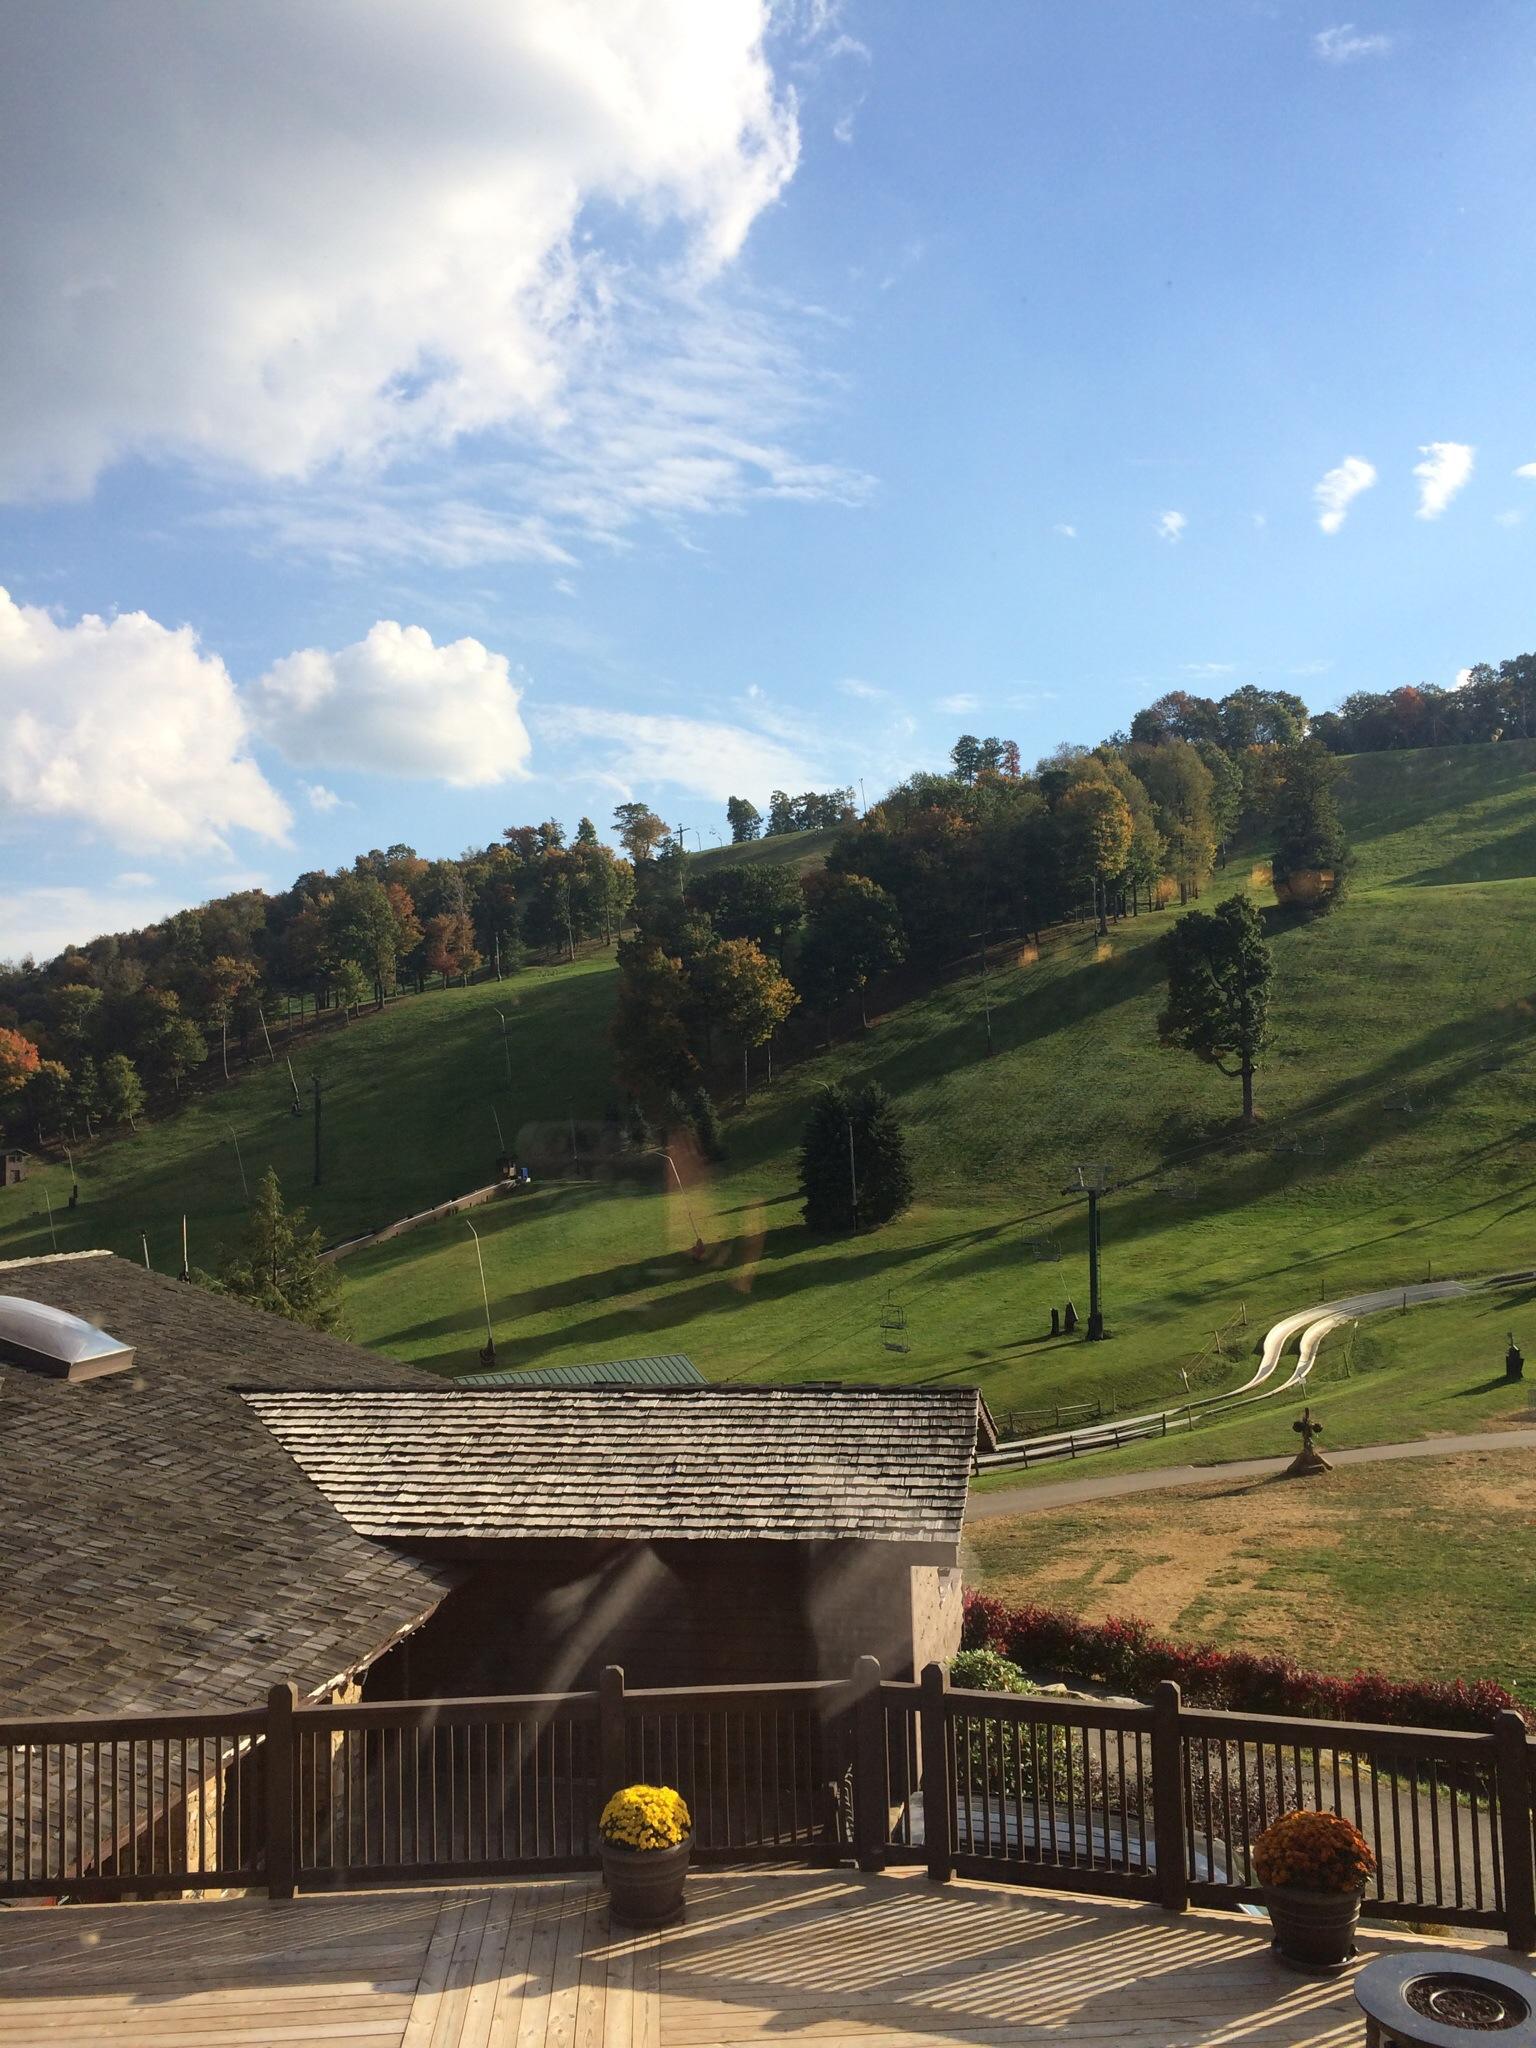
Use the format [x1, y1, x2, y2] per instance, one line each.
[1262, 1884, 1363, 1970]
[600, 1835, 692, 1927]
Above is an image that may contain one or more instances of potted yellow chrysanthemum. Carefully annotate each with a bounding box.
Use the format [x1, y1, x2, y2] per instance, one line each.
[598, 1783, 692, 1926]
[1253, 1808, 1376, 1970]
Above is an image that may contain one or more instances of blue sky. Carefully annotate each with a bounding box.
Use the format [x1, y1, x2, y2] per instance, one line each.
[2, 0, 1534, 958]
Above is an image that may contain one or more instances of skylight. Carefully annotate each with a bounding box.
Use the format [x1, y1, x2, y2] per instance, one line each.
[0, 1297, 136, 1381]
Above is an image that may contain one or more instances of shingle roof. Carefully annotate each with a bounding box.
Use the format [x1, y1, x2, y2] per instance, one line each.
[459, 1352, 704, 1389]
[246, 1385, 980, 1548]
[1, 1253, 459, 1718]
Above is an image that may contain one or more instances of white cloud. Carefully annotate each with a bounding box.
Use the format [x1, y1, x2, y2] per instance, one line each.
[1314, 23, 1392, 62]
[1157, 510, 1187, 543]
[1314, 455, 1376, 533]
[302, 782, 350, 812]
[0, 586, 289, 853]
[1413, 441, 1475, 520]
[533, 706, 820, 802]
[938, 693, 978, 714]
[1053, 523, 1078, 539]
[0, 2, 801, 504]
[837, 677, 886, 700]
[1495, 509, 1524, 528]
[1183, 662, 1236, 679]
[1516, 462, 1536, 480]
[1453, 668, 1473, 690]
[0, 882, 200, 964]
[253, 621, 531, 787]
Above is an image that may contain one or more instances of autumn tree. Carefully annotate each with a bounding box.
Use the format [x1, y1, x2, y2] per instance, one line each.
[797, 872, 906, 1033]
[1130, 741, 1217, 903]
[612, 801, 669, 863]
[0, 1026, 40, 1107]
[1159, 894, 1272, 1123]
[610, 941, 701, 1110]
[696, 938, 797, 1094]
[423, 913, 481, 984]
[1058, 778, 1133, 933]
[1271, 739, 1351, 913]
[726, 796, 762, 842]
[99, 1052, 146, 1131]
[686, 864, 804, 957]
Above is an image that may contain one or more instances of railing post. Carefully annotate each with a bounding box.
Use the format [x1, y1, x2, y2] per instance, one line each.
[920, 1662, 953, 1883]
[265, 1682, 297, 1901]
[850, 1656, 886, 1873]
[1150, 1680, 1187, 1912]
[1494, 1711, 1535, 1951]
[599, 1665, 627, 1808]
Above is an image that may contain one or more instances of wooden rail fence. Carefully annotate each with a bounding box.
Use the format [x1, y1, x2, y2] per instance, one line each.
[4, 1664, 1532, 1948]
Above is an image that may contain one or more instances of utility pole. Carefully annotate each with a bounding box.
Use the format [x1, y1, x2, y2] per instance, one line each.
[1062, 1162, 1112, 1340]
[311, 1073, 323, 1188]
[465, 1219, 495, 1368]
[495, 1009, 512, 1089]
[847, 1115, 860, 1233]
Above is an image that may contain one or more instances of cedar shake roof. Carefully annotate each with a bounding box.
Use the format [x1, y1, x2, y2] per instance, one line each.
[244, 1385, 981, 1549]
[1, 1253, 459, 1719]
[460, 1352, 704, 1388]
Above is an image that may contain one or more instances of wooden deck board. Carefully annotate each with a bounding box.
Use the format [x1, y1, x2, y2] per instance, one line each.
[2, 1868, 1529, 2048]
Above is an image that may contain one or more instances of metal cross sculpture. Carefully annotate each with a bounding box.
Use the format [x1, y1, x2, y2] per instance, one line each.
[1286, 1404, 1332, 1477]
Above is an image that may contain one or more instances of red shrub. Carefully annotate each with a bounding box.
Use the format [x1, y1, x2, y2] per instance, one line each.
[959, 1590, 1529, 1732]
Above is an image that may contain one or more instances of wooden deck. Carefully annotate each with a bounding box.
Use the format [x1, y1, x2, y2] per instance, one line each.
[0, 1869, 1529, 2048]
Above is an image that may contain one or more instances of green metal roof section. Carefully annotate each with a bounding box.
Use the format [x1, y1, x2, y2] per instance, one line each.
[459, 1353, 704, 1389]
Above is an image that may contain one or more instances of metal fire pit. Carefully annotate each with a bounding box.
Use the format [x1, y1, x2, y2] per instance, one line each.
[1354, 1952, 1536, 2048]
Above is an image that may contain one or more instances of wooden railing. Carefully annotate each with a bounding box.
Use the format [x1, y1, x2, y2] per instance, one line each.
[4, 1664, 1532, 1949]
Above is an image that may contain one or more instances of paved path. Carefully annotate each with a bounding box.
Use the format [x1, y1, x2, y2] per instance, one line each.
[968, 1424, 1536, 1520]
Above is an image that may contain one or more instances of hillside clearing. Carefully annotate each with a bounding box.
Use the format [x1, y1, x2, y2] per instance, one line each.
[963, 1449, 1536, 1701]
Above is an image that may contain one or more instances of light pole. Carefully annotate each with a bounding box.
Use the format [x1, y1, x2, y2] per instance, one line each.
[1062, 1162, 1113, 1340]
[495, 1009, 512, 1089]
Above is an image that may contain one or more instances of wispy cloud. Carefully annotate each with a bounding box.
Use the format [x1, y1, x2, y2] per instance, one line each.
[1314, 455, 1376, 534]
[1314, 23, 1392, 63]
[837, 677, 886, 700]
[1053, 522, 1078, 539]
[531, 705, 821, 803]
[1414, 441, 1475, 520]
[1182, 662, 1236, 679]
[1495, 509, 1524, 529]
[302, 782, 351, 812]
[1157, 510, 1187, 543]
[1516, 461, 1536, 480]
[938, 693, 978, 714]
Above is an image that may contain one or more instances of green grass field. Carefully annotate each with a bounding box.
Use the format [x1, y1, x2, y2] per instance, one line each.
[8, 740, 1536, 1453]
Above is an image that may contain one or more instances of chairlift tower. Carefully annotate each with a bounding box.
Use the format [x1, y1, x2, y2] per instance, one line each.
[1062, 1161, 1113, 1341]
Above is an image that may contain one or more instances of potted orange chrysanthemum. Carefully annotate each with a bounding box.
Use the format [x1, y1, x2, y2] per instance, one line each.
[1253, 1808, 1376, 1969]
[598, 1784, 692, 1927]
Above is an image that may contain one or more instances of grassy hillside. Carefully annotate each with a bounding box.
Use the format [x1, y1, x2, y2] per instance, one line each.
[339, 740, 1536, 1430]
[0, 956, 621, 1274]
[686, 827, 840, 876]
[9, 739, 1536, 1452]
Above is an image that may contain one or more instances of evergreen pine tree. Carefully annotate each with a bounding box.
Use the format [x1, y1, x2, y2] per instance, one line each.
[205, 1167, 347, 1333]
[689, 1086, 725, 1162]
[799, 1084, 856, 1231]
[850, 1081, 914, 1226]
[799, 1081, 914, 1232]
